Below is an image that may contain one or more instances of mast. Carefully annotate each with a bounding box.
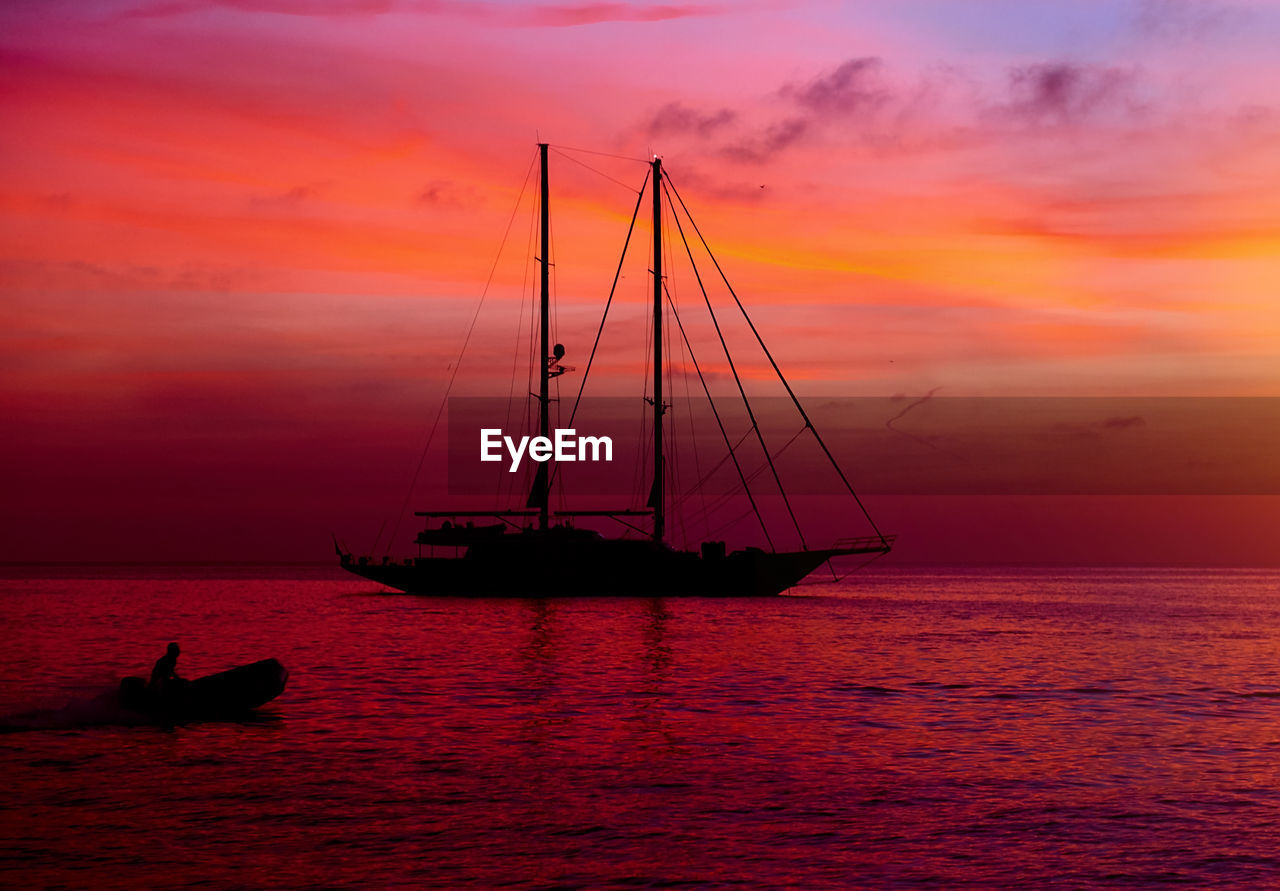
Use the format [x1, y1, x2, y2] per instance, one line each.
[651, 156, 664, 542]
[536, 142, 551, 531]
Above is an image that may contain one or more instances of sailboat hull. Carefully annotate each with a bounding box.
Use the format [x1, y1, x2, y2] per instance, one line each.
[341, 532, 884, 597]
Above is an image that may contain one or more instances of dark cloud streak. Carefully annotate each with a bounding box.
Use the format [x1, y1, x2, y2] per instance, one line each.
[645, 102, 737, 137]
[720, 117, 807, 163]
[627, 52, 1168, 170]
[1004, 62, 1136, 124]
[780, 57, 889, 115]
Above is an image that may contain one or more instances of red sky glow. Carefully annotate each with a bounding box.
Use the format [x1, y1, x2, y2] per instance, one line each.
[2, 0, 1278, 563]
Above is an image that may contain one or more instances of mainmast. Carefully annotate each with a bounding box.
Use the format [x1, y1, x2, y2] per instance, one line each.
[534, 142, 551, 531]
[650, 156, 665, 542]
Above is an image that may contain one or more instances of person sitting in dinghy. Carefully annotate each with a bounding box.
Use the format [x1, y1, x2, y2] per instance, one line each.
[148, 642, 185, 702]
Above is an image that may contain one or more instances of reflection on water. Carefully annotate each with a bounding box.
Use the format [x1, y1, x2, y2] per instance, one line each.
[519, 598, 557, 679]
[517, 599, 560, 749]
[643, 597, 672, 676]
[3, 568, 1280, 886]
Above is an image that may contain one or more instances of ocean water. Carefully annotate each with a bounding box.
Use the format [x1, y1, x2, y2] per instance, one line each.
[3, 566, 1280, 887]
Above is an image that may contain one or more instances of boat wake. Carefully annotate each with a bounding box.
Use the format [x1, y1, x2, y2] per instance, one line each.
[0, 685, 155, 732]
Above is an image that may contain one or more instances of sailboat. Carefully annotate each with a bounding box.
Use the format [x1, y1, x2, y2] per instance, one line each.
[338, 144, 894, 595]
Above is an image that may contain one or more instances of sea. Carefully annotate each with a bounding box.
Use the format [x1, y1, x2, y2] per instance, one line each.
[3, 566, 1280, 888]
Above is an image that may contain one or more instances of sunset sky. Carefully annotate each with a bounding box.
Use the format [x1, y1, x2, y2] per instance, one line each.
[2, 0, 1278, 563]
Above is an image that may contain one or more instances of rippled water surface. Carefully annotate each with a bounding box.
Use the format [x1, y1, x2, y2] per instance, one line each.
[4, 566, 1280, 887]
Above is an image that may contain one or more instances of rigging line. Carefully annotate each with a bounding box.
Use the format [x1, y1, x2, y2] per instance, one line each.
[829, 547, 891, 582]
[516, 178, 541, 506]
[669, 425, 754, 510]
[682, 353, 713, 541]
[667, 430, 771, 526]
[704, 505, 762, 542]
[678, 425, 807, 526]
[566, 170, 650, 428]
[671, 419, 807, 512]
[663, 402, 756, 521]
[548, 197, 565, 513]
[525, 199, 539, 439]
[665, 173, 888, 547]
[680, 479, 751, 533]
[636, 248, 654, 504]
[381, 149, 539, 556]
[525, 162, 543, 453]
[660, 195, 685, 548]
[368, 517, 388, 560]
[549, 143, 651, 163]
[550, 200, 560, 354]
[502, 176, 541, 504]
[669, 268, 710, 541]
[665, 279, 774, 550]
[663, 177, 806, 551]
[691, 425, 808, 514]
[633, 209, 655, 507]
[775, 424, 809, 456]
[549, 147, 642, 193]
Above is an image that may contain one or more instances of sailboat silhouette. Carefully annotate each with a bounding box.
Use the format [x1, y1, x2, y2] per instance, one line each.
[338, 144, 893, 595]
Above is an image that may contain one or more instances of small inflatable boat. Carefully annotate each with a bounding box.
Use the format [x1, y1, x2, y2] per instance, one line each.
[120, 658, 288, 720]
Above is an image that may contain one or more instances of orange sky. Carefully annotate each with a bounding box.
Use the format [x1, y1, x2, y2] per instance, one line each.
[2, 0, 1278, 562]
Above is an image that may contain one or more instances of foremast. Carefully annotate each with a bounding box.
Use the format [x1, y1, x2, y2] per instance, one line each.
[530, 142, 552, 531]
[650, 155, 665, 543]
